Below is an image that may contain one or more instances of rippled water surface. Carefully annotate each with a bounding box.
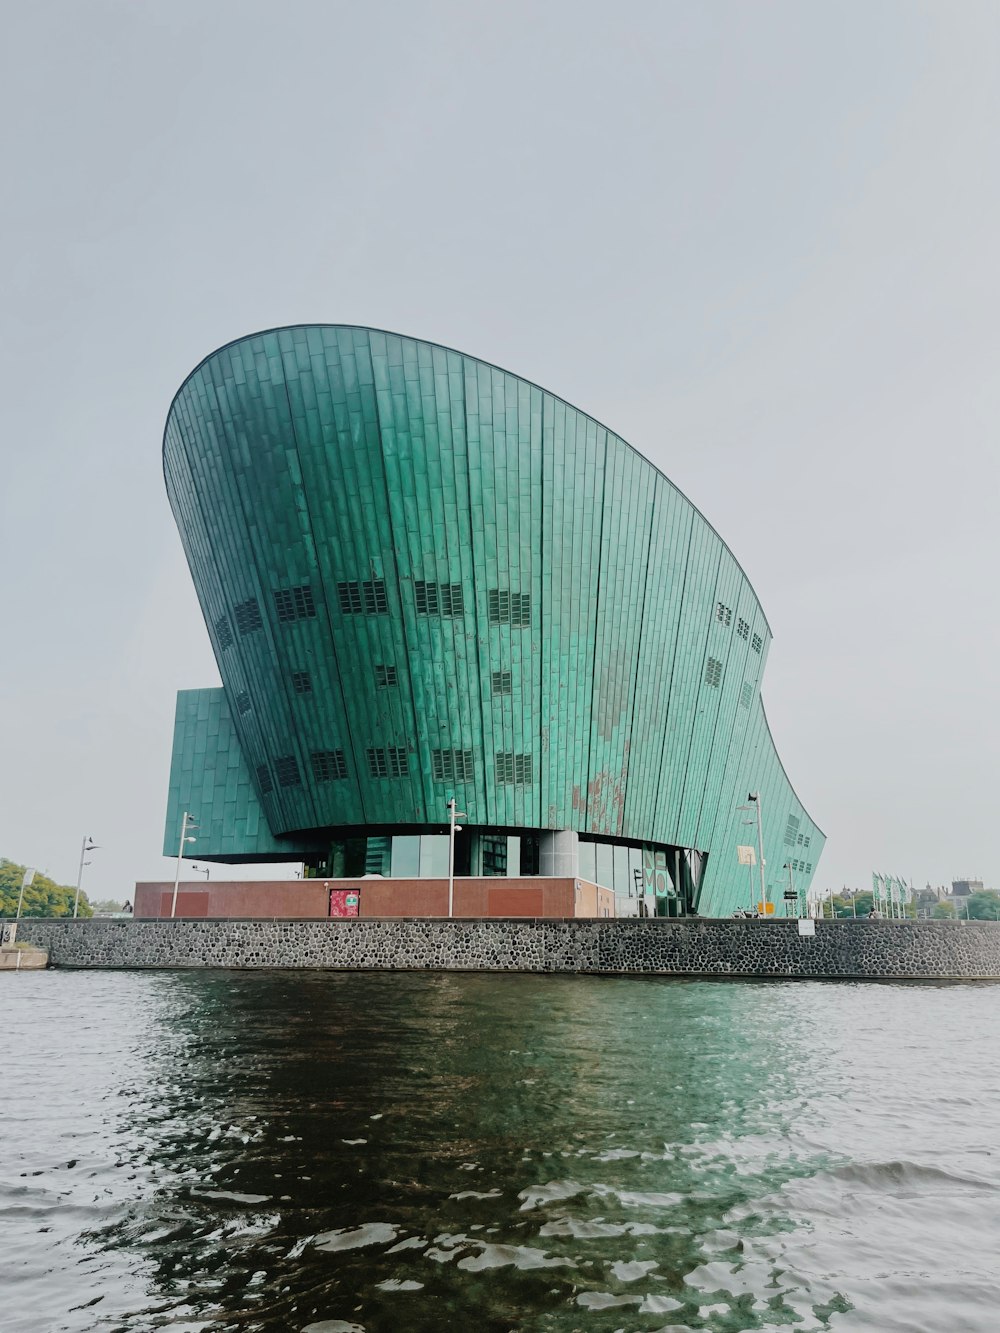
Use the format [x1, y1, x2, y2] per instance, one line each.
[3, 971, 1000, 1332]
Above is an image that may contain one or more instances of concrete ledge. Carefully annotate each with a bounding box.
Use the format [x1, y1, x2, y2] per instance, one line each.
[10, 917, 1000, 979]
[0, 946, 49, 970]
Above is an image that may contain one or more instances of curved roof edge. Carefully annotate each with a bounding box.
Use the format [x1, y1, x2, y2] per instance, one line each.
[758, 696, 826, 840]
[163, 323, 775, 636]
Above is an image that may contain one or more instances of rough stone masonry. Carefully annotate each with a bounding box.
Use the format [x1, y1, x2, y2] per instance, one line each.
[12, 917, 1000, 979]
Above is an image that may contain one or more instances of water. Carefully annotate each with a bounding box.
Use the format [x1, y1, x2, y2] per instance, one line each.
[2, 972, 999, 1332]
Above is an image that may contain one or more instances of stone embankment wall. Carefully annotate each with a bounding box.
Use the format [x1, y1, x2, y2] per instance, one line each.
[13, 918, 1000, 979]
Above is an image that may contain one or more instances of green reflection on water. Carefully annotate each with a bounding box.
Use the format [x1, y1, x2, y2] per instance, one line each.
[86, 973, 842, 1332]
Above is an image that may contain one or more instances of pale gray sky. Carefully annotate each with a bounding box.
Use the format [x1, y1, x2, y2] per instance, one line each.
[2, 1, 998, 900]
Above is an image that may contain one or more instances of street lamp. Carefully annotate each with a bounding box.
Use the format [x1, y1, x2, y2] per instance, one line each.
[740, 816, 757, 913]
[746, 793, 766, 912]
[447, 797, 466, 918]
[170, 812, 198, 918]
[74, 836, 99, 918]
[738, 795, 766, 913]
[191, 863, 210, 881]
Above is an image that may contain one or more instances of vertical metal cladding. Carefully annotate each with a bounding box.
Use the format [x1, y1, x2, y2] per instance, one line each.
[163, 325, 824, 916]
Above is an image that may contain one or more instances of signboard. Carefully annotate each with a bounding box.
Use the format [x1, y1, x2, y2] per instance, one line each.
[736, 845, 756, 866]
[783, 890, 798, 902]
[329, 888, 360, 918]
[798, 918, 816, 937]
[757, 901, 775, 916]
[643, 845, 674, 898]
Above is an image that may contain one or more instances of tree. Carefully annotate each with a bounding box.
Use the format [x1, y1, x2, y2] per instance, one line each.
[965, 892, 1000, 921]
[90, 898, 125, 915]
[932, 900, 957, 919]
[0, 858, 93, 918]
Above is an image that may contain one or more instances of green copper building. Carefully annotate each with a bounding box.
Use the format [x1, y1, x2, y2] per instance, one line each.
[162, 325, 823, 916]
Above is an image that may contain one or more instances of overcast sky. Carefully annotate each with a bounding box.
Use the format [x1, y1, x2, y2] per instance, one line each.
[2, 1, 998, 900]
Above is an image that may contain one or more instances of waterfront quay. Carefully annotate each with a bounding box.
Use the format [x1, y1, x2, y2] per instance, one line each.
[13, 916, 1000, 980]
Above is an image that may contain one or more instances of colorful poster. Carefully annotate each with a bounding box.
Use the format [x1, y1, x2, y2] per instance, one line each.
[329, 888, 360, 918]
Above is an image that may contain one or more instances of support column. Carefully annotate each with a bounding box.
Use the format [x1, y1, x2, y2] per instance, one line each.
[538, 830, 579, 878]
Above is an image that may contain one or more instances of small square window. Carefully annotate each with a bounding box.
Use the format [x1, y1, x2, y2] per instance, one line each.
[256, 763, 273, 795]
[311, 749, 347, 782]
[291, 670, 312, 694]
[415, 580, 438, 615]
[234, 598, 263, 635]
[374, 664, 398, 688]
[751, 632, 763, 654]
[705, 657, 722, 688]
[363, 579, 387, 615]
[716, 602, 732, 627]
[235, 690, 252, 715]
[275, 755, 301, 787]
[441, 583, 464, 617]
[367, 747, 388, 778]
[737, 618, 749, 641]
[432, 749, 473, 782]
[273, 586, 314, 623]
[496, 751, 531, 784]
[492, 670, 512, 695]
[488, 589, 529, 626]
[338, 581, 363, 615]
[215, 615, 234, 650]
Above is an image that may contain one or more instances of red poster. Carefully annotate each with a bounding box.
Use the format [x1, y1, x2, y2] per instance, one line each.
[329, 888, 360, 918]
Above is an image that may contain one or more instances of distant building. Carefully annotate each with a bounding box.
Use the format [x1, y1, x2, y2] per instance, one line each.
[952, 879, 986, 897]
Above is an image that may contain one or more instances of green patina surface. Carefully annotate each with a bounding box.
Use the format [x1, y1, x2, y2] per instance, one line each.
[162, 325, 823, 915]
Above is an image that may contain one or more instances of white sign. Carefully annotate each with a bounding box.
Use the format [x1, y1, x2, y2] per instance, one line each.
[798, 918, 816, 937]
[737, 845, 756, 866]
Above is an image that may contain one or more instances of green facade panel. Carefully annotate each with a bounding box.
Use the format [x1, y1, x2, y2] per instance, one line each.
[163, 326, 824, 914]
[163, 688, 324, 863]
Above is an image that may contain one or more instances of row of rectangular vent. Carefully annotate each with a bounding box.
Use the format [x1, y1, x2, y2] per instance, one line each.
[245, 660, 750, 716]
[704, 660, 756, 710]
[213, 583, 534, 648]
[790, 858, 813, 874]
[254, 749, 534, 791]
[244, 664, 762, 705]
[222, 589, 758, 655]
[236, 666, 511, 706]
[716, 603, 763, 654]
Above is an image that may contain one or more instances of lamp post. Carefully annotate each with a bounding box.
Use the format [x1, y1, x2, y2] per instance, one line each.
[747, 792, 766, 913]
[73, 836, 99, 918]
[170, 812, 198, 918]
[191, 864, 210, 881]
[740, 817, 757, 913]
[447, 797, 465, 918]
